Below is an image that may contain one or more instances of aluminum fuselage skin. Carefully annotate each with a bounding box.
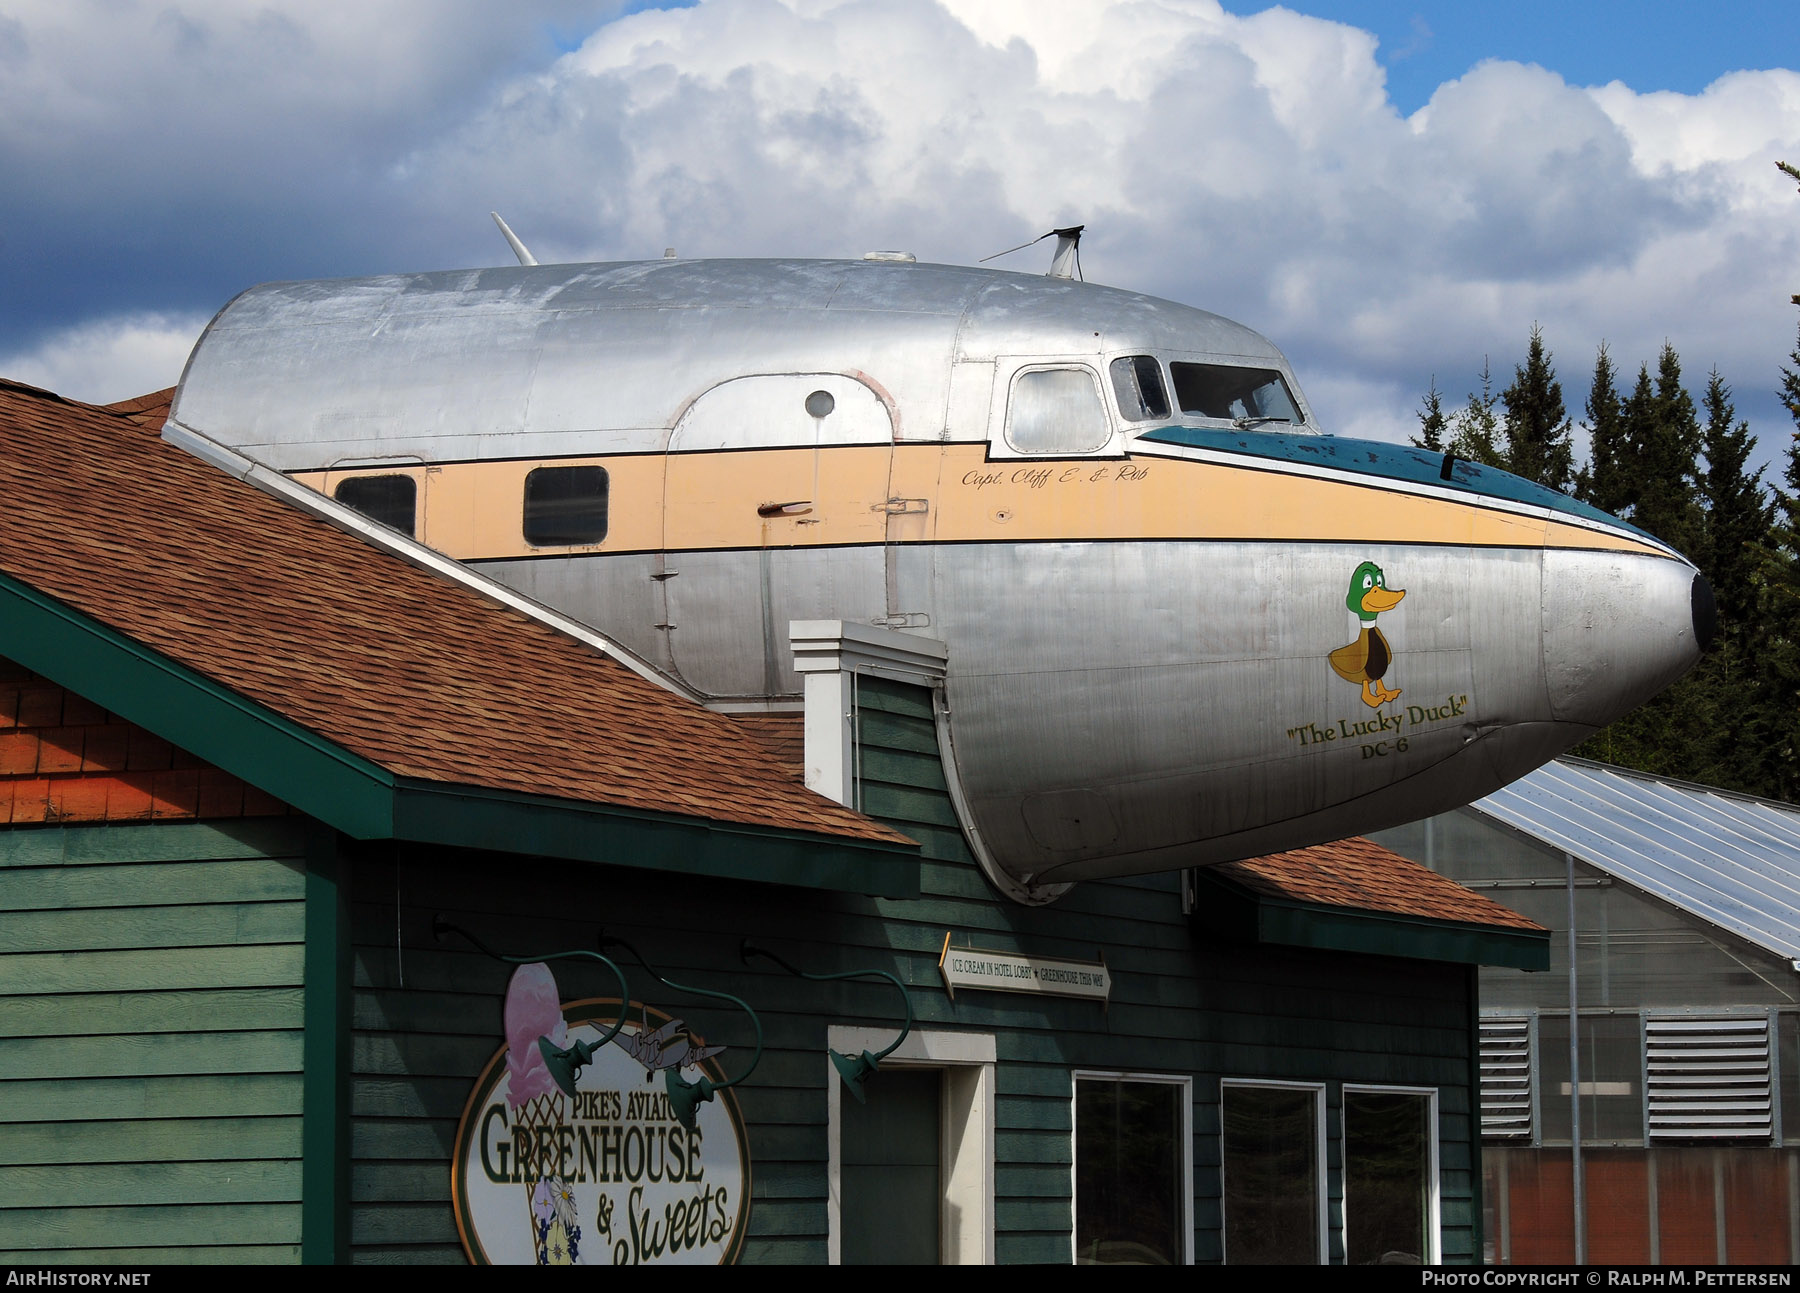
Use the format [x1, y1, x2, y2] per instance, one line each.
[168, 259, 1703, 897]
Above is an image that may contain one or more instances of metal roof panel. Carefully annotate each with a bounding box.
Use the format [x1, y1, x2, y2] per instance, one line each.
[1471, 759, 1800, 962]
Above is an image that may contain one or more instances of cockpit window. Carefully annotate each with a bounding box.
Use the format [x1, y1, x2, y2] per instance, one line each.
[334, 474, 417, 537]
[1169, 363, 1303, 425]
[1006, 367, 1111, 454]
[1110, 355, 1170, 422]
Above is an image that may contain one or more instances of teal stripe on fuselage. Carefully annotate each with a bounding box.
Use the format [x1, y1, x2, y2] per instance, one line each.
[1137, 425, 1648, 538]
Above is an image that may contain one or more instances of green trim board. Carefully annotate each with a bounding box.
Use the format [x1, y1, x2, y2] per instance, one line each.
[390, 782, 919, 900]
[301, 825, 350, 1265]
[0, 571, 919, 898]
[1188, 869, 1551, 971]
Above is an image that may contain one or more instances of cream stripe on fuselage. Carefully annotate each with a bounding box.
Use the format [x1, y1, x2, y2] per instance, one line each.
[290, 443, 1670, 562]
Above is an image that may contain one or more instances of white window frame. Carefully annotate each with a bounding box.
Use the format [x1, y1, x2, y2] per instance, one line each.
[1069, 1069, 1194, 1265]
[1219, 1078, 1328, 1265]
[1341, 1082, 1442, 1265]
[826, 1026, 996, 1265]
[986, 358, 1121, 459]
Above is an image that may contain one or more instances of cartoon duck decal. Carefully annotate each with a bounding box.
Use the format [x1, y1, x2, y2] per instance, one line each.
[1330, 561, 1406, 708]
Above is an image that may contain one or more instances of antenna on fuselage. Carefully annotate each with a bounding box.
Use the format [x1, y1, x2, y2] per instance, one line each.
[489, 211, 538, 267]
[978, 224, 1085, 280]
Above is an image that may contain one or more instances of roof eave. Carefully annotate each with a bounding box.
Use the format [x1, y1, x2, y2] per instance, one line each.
[1190, 868, 1551, 970]
[0, 571, 920, 898]
[392, 779, 919, 899]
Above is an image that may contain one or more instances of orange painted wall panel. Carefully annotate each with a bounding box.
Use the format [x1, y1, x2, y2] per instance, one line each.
[1722, 1149, 1790, 1264]
[1653, 1150, 1718, 1264]
[1503, 1150, 1576, 1264]
[0, 657, 290, 825]
[1585, 1152, 1651, 1264]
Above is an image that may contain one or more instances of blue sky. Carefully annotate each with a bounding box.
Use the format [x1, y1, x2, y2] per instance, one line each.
[1243, 2, 1800, 113]
[2, 0, 1796, 471]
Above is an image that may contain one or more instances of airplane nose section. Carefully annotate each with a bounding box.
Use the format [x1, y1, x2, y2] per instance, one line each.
[1542, 550, 1706, 728]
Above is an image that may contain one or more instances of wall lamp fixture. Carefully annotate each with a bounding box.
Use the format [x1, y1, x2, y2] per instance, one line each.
[599, 934, 764, 1131]
[740, 941, 914, 1103]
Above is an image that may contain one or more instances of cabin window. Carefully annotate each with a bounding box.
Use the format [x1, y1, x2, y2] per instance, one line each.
[1221, 1080, 1326, 1264]
[1169, 362, 1302, 425]
[1006, 367, 1111, 454]
[333, 474, 417, 537]
[523, 465, 609, 546]
[1073, 1073, 1191, 1264]
[1109, 355, 1170, 422]
[1342, 1086, 1438, 1264]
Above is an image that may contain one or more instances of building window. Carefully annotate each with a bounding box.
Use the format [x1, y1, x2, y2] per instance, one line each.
[333, 473, 417, 537]
[828, 1027, 994, 1265]
[1221, 1080, 1325, 1264]
[1343, 1085, 1439, 1265]
[1006, 367, 1111, 454]
[523, 465, 609, 547]
[1073, 1072, 1192, 1264]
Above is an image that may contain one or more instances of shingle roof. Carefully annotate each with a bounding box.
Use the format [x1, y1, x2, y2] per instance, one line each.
[1219, 835, 1544, 932]
[730, 712, 805, 779]
[104, 387, 175, 427]
[0, 378, 907, 846]
[1473, 757, 1800, 960]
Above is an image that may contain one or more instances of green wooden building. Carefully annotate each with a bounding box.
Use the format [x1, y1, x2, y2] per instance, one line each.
[0, 379, 1547, 1265]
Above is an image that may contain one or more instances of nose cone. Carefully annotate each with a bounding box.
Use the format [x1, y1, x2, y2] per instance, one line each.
[1691, 571, 1718, 652]
[1542, 550, 1706, 728]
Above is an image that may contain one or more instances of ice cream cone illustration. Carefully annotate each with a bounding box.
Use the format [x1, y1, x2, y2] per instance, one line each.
[504, 963, 583, 1264]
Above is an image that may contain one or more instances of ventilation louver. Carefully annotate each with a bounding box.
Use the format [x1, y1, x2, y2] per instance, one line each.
[1644, 1015, 1772, 1142]
[1479, 1017, 1533, 1141]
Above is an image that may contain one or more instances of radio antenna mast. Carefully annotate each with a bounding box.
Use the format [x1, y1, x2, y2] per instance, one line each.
[978, 224, 1084, 280]
[490, 212, 538, 267]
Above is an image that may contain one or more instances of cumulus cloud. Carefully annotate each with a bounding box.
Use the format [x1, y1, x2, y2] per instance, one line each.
[5, 0, 1799, 455]
[0, 1, 621, 337]
[0, 313, 208, 405]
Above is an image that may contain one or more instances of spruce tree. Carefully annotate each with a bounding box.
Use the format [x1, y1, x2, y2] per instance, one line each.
[1575, 344, 1628, 514]
[1575, 353, 1719, 787]
[1620, 345, 1702, 555]
[1413, 380, 1448, 452]
[1447, 359, 1506, 469]
[1655, 343, 1704, 555]
[1758, 323, 1800, 799]
[1698, 369, 1770, 640]
[1616, 363, 1657, 528]
[1500, 324, 1575, 491]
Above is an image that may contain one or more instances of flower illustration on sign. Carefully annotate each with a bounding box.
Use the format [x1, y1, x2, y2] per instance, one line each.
[509, 966, 582, 1264]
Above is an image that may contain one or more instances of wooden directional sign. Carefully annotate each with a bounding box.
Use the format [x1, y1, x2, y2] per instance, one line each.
[937, 933, 1110, 1002]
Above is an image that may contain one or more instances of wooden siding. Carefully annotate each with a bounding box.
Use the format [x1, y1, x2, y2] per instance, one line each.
[346, 675, 1478, 1264]
[0, 819, 309, 1264]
